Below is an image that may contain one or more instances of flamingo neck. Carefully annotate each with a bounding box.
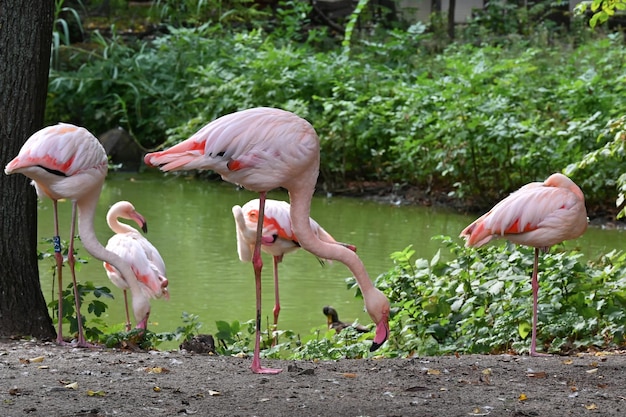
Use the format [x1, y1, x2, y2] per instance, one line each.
[76, 190, 142, 295]
[287, 187, 375, 296]
[107, 211, 138, 235]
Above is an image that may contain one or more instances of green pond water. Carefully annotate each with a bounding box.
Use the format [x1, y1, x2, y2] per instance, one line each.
[36, 171, 625, 349]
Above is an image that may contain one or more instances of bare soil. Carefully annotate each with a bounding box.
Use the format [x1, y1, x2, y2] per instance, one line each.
[2, 338, 626, 417]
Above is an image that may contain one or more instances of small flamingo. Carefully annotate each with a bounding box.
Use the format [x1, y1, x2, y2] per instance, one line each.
[232, 198, 356, 329]
[103, 201, 169, 332]
[5, 123, 143, 347]
[145, 107, 390, 373]
[460, 173, 588, 356]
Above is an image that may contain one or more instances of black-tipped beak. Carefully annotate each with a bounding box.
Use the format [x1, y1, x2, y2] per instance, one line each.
[141, 222, 148, 233]
[370, 340, 384, 352]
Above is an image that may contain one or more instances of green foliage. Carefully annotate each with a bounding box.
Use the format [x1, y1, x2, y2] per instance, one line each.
[373, 239, 626, 356]
[575, 0, 626, 27]
[52, 0, 85, 70]
[47, 20, 626, 213]
[48, 282, 114, 342]
[565, 115, 626, 218]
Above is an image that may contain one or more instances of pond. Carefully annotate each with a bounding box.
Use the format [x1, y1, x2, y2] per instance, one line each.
[37, 171, 625, 349]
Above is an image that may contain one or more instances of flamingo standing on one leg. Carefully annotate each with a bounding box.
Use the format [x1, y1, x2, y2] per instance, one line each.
[103, 201, 170, 331]
[5, 123, 145, 347]
[232, 198, 357, 329]
[144, 107, 390, 374]
[459, 173, 588, 356]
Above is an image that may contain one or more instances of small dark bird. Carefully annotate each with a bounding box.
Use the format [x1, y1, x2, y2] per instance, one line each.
[323, 306, 370, 333]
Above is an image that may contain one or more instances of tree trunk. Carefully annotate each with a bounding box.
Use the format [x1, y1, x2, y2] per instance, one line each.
[447, 0, 456, 40]
[0, 1, 56, 339]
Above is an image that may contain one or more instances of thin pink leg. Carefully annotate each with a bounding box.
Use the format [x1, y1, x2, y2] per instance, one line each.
[271, 256, 281, 346]
[272, 256, 281, 327]
[68, 202, 97, 348]
[530, 248, 549, 357]
[52, 200, 67, 346]
[123, 290, 131, 332]
[250, 192, 281, 374]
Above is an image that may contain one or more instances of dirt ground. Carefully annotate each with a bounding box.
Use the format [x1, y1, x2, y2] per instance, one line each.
[2, 338, 625, 417]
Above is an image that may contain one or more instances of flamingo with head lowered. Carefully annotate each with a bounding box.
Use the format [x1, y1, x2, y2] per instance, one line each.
[103, 201, 169, 332]
[5, 123, 144, 347]
[232, 198, 356, 329]
[460, 173, 588, 356]
[144, 107, 390, 374]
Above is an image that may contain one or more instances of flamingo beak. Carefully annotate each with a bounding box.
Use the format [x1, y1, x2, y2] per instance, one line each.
[370, 312, 389, 352]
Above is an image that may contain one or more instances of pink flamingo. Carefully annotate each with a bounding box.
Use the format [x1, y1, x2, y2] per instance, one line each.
[460, 173, 588, 356]
[5, 123, 143, 347]
[144, 107, 390, 374]
[103, 201, 169, 332]
[232, 198, 356, 329]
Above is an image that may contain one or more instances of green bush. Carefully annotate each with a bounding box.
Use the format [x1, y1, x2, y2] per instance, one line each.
[46, 9, 626, 214]
[372, 238, 626, 356]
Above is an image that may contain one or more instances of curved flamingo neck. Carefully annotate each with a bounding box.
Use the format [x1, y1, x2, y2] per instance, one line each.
[107, 210, 138, 235]
[287, 187, 375, 296]
[76, 190, 141, 297]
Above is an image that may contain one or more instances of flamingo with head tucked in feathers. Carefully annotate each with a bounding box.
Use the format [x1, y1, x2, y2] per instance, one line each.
[460, 173, 588, 356]
[103, 201, 169, 332]
[144, 107, 390, 374]
[232, 198, 356, 329]
[4, 123, 144, 347]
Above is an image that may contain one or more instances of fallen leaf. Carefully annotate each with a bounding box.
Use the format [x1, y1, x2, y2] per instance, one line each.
[526, 372, 547, 378]
[8, 387, 21, 396]
[481, 368, 492, 375]
[153, 386, 161, 392]
[208, 390, 221, 396]
[29, 356, 45, 363]
[37, 366, 49, 370]
[586, 368, 598, 374]
[87, 390, 106, 397]
[562, 359, 573, 365]
[18, 358, 29, 364]
[64, 382, 78, 390]
[341, 373, 357, 378]
[518, 393, 528, 401]
[585, 403, 598, 410]
[427, 369, 441, 375]
[145, 367, 169, 374]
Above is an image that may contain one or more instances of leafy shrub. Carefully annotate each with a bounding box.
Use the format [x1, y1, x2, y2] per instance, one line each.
[373, 238, 626, 356]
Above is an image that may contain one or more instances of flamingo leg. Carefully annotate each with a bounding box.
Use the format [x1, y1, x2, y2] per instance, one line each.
[272, 255, 281, 327]
[123, 290, 131, 332]
[67, 202, 96, 348]
[250, 192, 282, 374]
[52, 200, 67, 345]
[271, 255, 281, 346]
[530, 247, 549, 357]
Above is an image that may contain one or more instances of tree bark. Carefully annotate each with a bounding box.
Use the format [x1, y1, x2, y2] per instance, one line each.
[0, 1, 56, 339]
[447, 0, 456, 40]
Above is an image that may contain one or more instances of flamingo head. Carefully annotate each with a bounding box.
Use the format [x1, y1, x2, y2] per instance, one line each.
[365, 288, 390, 352]
[132, 295, 151, 331]
[109, 201, 148, 233]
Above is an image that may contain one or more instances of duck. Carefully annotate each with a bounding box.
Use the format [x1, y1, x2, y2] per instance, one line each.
[323, 306, 370, 334]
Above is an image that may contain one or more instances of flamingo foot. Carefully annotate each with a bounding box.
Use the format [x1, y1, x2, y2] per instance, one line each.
[251, 363, 283, 374]
[530, 349, 551, 357]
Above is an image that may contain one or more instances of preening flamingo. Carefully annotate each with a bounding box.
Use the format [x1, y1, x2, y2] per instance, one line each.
[103, 201, 169, 331]
[460, 173, 588, 356]
[4, 123, 143, 347]
[323, 306, 369, 334]
[144, 107, 390, 374]
[232, 198, 356, 328]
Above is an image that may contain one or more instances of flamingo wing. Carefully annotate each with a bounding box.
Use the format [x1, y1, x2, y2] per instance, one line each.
[461, 179, 587, 248]
[105, 232, 168, 300]
[144, 108, 319, 193]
